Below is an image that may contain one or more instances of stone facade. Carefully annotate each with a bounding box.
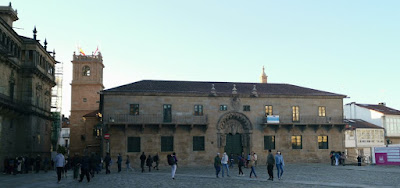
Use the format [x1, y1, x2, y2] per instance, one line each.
[101, 80, 346, 166]
[69, 54, 104, 155]
[0, 4, 56, 169]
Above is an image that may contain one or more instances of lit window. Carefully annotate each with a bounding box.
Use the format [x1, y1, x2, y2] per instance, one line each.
[292, 106, 300, 122]
[318, 136, 328, 149]
[318, 106, 326, 117]
[291, 135, 302, 149]
[265, 105, 273, 116]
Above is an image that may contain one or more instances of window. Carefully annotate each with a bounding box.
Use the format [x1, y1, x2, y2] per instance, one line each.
[193, 136, 205, 151]
[292, 106, 300, 122]
[161, 136, 174, 152]
[82, 66, 91, 76]
[220, 105, 227, 111]
[318, 106, 326, 117]
[83, 98, 87, 102]
[265, 105, 273, 116]
[291, 135, 302, 149]
[194, 105, 203, 116]
[130, 104, 139, 115]
[163, 104, 172, 123]
[318, 136, 328, 149]
[127, 137, 141, 152]
[264, 136, 275, 150]
[243, 105, 251, 111]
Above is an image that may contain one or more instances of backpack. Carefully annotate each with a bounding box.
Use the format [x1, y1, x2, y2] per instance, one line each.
[167, 155, 175, 165]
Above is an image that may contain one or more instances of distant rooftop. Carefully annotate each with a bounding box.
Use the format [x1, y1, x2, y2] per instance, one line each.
[104, 80, 346, 97]
[349, 103, 400, 115]
[344, 119, 383, 129]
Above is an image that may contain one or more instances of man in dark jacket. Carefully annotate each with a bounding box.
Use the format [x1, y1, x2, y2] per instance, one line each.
[153, 153, 159, 170]
[35, 155, 41, 173]
[140, 152, 146, 173]
[117, 153, 122, 173]
[104, 153, 111, 174]
[146, 155, 153, 172]
[89, 153, 97, 177]
[71, 153, 81, 179]
[266, 149, 275, 181]
[214, 153, 221, 178]
[79, 153, 90, 182]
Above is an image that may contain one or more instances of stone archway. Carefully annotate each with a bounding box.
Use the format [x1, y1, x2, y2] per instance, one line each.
[216, 112, 253, 155]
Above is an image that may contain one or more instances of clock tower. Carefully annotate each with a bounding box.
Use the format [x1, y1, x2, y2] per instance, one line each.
[69, 52, 104, 154]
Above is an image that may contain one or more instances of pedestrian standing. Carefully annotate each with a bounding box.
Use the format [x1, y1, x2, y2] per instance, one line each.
[357, 155, 362, 166]
[126, 155, 133, 172]
[35, 155, 41, 173]
[72, 153, 81, 179]
[117, 153, 122, 173]
[54, 150, 65, 184]
[335, 152, 339, 166]
[238, 154, 244, 176]
[104, 153, 111, 174]
[330, 151, 335, 166]
[43, 156, 49, 173]
[267, 149, 275, 181]
[24, 156, 29, 174]
[140, 152, 146, 173]
[221, 152, 230, 177]
[254, 152, 258, 167]
[3, 156, 9, 174]
[89, 153, 97, 177]
[229, 153, 234, 168]
[246, 153, 251, 168]
[146, 155, 153, 172]
[171, 153, 178, 179]
[17, 156, 22, 174]
[214, 153, 221, 178]
[153, 153, 159, 170]
[79, 153, 91, 183]
[275, 151, 284, 180]
[341, 152, 346, 166]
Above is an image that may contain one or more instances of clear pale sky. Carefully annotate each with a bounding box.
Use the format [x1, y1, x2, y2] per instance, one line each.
[9, 0, 400, 117]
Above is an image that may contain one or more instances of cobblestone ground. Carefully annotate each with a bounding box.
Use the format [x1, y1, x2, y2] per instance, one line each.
[1, 163, 399, 188]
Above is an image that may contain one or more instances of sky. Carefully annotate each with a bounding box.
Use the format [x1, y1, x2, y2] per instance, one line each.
[8, 0, 400, 117]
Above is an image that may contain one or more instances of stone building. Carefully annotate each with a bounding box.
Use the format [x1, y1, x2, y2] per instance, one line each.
[69, 53, 104, 155]
[0, 3, 57, 168]
[101, 69, 346, 165]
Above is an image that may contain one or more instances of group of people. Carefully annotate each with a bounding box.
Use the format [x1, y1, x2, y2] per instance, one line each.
[138, 152, 160, 173]
[330, 151, 346, 166]
[214, 150, 284, 180]
[2, 155, 50, 175]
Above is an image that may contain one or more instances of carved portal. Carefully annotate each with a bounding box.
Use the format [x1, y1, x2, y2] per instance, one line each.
[217, 112, 252, 149]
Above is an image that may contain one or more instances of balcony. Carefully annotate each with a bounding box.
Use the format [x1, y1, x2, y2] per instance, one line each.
[258, 115, 344, 125]
[104, 114, 208, 125]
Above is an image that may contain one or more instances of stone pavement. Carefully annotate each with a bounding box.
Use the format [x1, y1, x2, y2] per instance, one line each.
[1, 163, 399, 188]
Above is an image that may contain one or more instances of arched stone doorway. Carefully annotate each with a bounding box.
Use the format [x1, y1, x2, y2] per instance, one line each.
[217, 112, 253, 157]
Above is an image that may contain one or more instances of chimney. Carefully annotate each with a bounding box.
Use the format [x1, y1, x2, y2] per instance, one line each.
[378, 102, 386, 106]
[0, 3, 19, 27]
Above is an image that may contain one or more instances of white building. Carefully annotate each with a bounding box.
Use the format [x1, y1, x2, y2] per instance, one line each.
[344, 102, 400, 145]
[344, 119, 385, 163]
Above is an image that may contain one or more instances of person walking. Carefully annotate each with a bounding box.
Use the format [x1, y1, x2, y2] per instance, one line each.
[267, 149, 275, 181]
[238, 154, 244, 176]
[153, 153, 159, 170]
[253, 152, 258, 167]
[104, 153, 111, 174]
[249, 152, 257, 178]
[246, 153, 251, 168]
[79, 153, 91, 183]
[275, 151, 285, 180]
[214, 153, 221, 178]
[146, 155, 153, 172]
[140, 152, 146, 173]
[221, 152, 230, 177]
[126, 155, 133, 172]
[54, 150, 65, 184]
[117, 153, 122, 173]
[89, 153, 97, 177]
[43, 156, 49, 173]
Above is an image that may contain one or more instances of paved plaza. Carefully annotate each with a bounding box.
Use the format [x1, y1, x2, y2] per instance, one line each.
[1, 163, 399, 188]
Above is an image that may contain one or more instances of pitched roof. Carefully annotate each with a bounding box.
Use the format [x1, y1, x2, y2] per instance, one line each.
[354, 103, 400, 115]
[344, 119, 384, 129]
[104, 80, 346, 97]
[83, 110, 99, 118]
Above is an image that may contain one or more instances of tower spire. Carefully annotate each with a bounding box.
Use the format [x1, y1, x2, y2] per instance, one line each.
[260, 66, 268, 83]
